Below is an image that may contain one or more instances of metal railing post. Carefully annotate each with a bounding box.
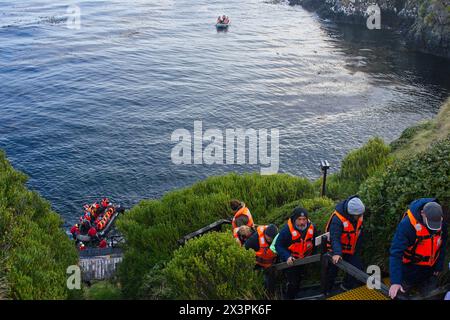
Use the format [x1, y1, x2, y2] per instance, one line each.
[320, 235, 329, 295]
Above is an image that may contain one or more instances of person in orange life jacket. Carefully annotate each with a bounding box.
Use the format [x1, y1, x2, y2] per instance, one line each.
[98, 239, 107, 249]
[244, 224, 278, 295]
[70, 224, 80, 240]
[80, 219, 92, 234]
[275, 207, 318, 299]
[90, 203, 102, 220]
[245, 224, 278, 268]
[83, 211, 92, 222]
[101, 198, 110, 208]
[88, 226, 107, 247]
[237, 225, 256, 246]
[388, 199, 447, 299]
[95, 204, 107, 219]
[88, 226, 99, 240]
[230, 199, 255, 244]
[325, 196, 365, 293]
[83, 205, 95, 221]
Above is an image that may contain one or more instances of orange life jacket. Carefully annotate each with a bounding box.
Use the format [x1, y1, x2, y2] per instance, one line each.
[83, 212, 92, 221]
[325, 211, 363, 255]
[96, 220, 106, 230]
[232, 206, 254, 238]
[402, 209, 442, 267]
[96, 207, 115, 230]
[287, 219, 315, 258]
[255, 225, 277, 268]
[86, 204, 99, 219]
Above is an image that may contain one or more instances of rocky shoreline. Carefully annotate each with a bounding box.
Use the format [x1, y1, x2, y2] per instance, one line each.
[289, 0, 450, 59]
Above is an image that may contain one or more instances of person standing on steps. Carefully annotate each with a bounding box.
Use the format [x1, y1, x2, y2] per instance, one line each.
[388, 198, 447, 299]
[236, 225, 256, 245]
[275, 207, 318, 299]
[325, 195, 365, 293]
[230, 199, 255, 245]
[244, 224, 278, 297]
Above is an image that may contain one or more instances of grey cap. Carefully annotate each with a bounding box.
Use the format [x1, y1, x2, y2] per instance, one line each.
[347, 197, 365, 216]
[423, 202, 443, 231]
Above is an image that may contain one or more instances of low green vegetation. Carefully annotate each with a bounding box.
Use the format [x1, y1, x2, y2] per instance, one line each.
[84, 281, 122, 300]
[265, 197, 335, 231]
[317, 137, 392, 200]
[164, 232, 264, 300]
[0, 151, 78, 299]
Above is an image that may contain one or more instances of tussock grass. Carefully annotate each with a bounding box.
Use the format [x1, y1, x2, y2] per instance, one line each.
[391, 98, 450, 158]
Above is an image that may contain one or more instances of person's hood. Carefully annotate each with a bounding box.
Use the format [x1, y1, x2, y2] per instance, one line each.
[408, 197, 438, 224]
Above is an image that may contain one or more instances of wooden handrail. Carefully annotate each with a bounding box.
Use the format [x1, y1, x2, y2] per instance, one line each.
[178, 218, 232, 245]
[273, 254, 321, 271]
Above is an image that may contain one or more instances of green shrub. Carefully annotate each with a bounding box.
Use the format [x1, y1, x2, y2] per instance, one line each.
[138, 263, 175, 300]
[320, 138, 391, 200]
[84, 282, 122, 300]
[116, 173, 316, 298]
[359, 137, 450, 271]
[164, 232, 264, 300]
[0, 151, 78, 299]
[265, 197, 335, 232]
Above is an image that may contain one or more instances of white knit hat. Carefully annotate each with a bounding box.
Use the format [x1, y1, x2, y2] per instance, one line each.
[347, 197, 365, 215]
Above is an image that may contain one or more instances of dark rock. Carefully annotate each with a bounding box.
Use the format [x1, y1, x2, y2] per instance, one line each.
[288, 0, 450, 58]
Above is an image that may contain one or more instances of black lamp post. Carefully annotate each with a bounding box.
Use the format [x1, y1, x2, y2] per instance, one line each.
[320, 160, 330, 197]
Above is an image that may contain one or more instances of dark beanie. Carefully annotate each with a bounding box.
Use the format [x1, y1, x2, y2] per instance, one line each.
[291, 207, 309, 221]
[265, 224, 278, 238]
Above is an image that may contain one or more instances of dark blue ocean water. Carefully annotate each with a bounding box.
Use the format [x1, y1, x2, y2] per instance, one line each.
[1, 0, 449, 227]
